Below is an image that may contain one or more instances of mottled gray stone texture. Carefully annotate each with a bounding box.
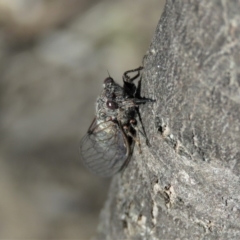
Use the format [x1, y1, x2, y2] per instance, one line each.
[96, 0, 240, 239]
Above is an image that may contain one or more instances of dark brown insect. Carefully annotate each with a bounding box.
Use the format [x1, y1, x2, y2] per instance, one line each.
[79, 67, 154, 177]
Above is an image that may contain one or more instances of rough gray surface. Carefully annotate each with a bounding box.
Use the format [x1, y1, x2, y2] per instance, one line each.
[96, 0, 240, 239]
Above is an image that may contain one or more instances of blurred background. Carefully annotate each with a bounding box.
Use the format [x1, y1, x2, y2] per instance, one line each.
[0, 0, 165, 239]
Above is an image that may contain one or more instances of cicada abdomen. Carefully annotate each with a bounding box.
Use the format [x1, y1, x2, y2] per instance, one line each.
[80, 118, 130, 177]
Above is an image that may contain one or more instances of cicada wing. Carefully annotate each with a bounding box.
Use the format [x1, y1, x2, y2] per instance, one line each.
[79, 118, 130, 177]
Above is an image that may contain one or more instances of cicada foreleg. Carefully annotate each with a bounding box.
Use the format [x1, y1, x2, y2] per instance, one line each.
[123, 66, 143, 84]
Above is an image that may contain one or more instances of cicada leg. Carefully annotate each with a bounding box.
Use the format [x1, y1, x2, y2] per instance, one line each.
[122, 66, 143, 83]
[123, 124, 142, 154]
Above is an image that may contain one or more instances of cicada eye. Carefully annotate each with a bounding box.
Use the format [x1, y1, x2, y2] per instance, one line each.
[106, 100, 118, 110]
[104, 77, 114, 84]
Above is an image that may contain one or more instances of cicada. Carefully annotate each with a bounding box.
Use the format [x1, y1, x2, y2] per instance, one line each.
[79, 67, 154, 177]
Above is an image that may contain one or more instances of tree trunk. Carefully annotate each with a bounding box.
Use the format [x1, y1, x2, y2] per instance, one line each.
[95, 0, 240, 239]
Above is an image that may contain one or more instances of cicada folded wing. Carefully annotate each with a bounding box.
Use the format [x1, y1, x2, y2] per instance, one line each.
[79, 118, 130, 177]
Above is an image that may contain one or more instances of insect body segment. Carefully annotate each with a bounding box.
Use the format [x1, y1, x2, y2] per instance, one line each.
[79, 67, 153, 177]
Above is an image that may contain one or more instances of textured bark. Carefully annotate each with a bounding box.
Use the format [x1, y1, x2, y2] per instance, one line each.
[95, 0, 240, 239]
